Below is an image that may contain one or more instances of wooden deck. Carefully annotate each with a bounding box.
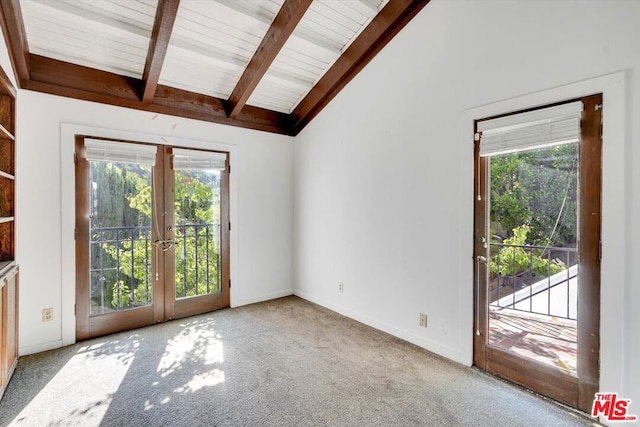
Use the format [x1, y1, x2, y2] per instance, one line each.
[488, 308, 577, 375]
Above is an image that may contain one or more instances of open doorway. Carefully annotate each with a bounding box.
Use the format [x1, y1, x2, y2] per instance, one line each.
[473, 94, 602, 412]
[75, 137, 230, 340]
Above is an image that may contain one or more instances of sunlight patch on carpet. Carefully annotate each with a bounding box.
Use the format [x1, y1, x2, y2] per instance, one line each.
[10, 337, 139, 425]
[174, 368, 225, 393]
[155, 320, 225, 399]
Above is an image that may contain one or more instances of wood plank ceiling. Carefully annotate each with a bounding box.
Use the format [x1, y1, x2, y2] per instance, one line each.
[0, 0, 429, 135]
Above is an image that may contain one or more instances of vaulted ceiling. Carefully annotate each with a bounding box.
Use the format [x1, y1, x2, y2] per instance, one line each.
[0, 0, 428, 135]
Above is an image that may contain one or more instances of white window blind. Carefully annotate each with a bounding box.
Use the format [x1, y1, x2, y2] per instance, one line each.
[173, 149, 227, 171]
[477, 101, 584, 157]
[84, 139, 157, 166]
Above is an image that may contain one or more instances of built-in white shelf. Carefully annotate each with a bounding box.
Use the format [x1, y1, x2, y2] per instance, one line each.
[0, 260, 15, 276]
[0, 170, 14, 180]
[0, 123, 14, 140]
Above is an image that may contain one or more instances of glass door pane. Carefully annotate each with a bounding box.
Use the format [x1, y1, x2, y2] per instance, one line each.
[77, 141, 229, 337]
[174, 168, 222, 300]
[487, 143, 579, 374]
[89, 161, 153, 316]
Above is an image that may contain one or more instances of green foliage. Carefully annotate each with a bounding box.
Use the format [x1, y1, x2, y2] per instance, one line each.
[173, 171, 220, 225]
[490, 225, 566, 277]
[490, 156, 531, 237]
[111, 281, 131, 309]
[129, 177, 153, 218]
[173, 171, 221, 298]
[90, 162, 222, 311]
[490, 144, 578, 246]
[174, 225, 220, 298]
[91, 163, 151, 228]
[101, 233, 153, 308]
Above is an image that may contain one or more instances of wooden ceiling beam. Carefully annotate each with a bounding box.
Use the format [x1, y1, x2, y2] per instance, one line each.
[141, 0, 180, 103]
[0, 0, 430, 136]
[0, 0, 30, 85]
[290, 0, 430, 135]
[226, 0, 313, 119]
[27, 55, 292, 135]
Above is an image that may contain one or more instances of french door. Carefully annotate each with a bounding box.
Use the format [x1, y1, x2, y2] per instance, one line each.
[75, 137, 230, 340]
[473, 94, 602, 412]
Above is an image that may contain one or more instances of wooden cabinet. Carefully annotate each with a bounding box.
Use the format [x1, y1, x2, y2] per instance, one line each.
[0, 264, 18, 400]
[0, 63, 17, 401]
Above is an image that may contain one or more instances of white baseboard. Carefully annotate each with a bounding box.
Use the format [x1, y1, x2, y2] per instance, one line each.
[294, 289, 465, 365]
[20, 340, 64, 356]
[20, 291, 294, 355]
[20, 290, 463, 365]
[233, 289, 294, 308]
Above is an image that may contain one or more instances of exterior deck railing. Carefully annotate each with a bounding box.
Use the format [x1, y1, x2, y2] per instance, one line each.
[489, 243, 578, 320]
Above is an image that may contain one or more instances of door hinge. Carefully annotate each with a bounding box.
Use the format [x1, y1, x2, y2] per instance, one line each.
[74, 304, 77, 315]
[599, 241, 602, 261]
[228, 164, 231, 174]
[595, 104, 603, 111]
[228, 222, 231, 231]
[73, 152, 77, 164]
[474, 132, 481, 142]
[229, 279, 231, 288]
[74, 228, 77, 240]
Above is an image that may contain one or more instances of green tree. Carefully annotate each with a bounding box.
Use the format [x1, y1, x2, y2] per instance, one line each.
[490, 144, 578, 247]
[92, 164, 222, 311]
[90, 162, 152, 313]
[173, 170, 221, 297]
[490, 224, 565, 278]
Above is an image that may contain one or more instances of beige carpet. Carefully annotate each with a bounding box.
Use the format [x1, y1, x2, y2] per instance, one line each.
[0, 296, 597, 426]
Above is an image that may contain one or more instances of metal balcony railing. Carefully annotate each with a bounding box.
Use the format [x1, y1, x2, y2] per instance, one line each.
[174, 223, 222, 298]
[489, 243, 578, 320]
[89, 223, 220, 315]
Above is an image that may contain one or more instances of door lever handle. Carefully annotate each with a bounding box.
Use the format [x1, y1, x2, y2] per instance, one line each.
[476, 255, 487, 263]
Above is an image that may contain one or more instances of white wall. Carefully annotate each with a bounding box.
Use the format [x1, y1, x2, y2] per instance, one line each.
[16, 91, 294, 354]
[293, 0, 639, 415]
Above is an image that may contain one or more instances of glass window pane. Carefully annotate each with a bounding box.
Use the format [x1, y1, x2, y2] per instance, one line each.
[174, 168, 222, 299]
[487, 143, 579, 374]
[89, 161, 153, 316]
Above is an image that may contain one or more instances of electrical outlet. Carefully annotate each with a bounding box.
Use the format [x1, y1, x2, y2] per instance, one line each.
[419, 313, 427, 328]
[42, 308, 53, 322]
[338, 282, 344, 293]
